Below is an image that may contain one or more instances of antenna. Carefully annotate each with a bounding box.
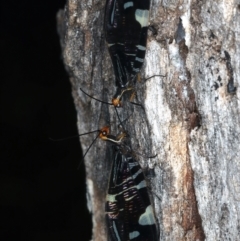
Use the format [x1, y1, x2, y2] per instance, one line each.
[145, 74, 165, 81]
[49, 129, 100, 141]
[77, 126, 113, 169]
[80, 88, 113, 106]
[80, 74, 165, 110]
[79, 88, 125, 128]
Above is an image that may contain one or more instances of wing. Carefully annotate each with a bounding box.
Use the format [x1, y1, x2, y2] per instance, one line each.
[104, 0, 150, 88]
[106, 150, 157, 241]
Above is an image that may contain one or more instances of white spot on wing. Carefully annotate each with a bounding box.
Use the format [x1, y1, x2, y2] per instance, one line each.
[106, 193, 117, 202]
[135, 9, 149, 27]
[131, 169, 142, 180]
[136, 180, 147, 190]
[135, 57, 144, 62]
[111, 0, 117, 24]
[136, 45, 146, 51]
[128, 162, 138, 169]
[113, 221, 121, 241]
[129, 231, 140, 239]
[133, 68, 140, 72]
[124, 1, 133, 9]
[139, 205, 155, 225]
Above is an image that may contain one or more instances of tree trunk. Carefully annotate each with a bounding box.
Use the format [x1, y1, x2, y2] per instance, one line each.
[57, 0, 240, 240]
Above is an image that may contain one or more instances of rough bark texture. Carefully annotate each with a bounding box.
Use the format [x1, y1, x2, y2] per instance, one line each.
[57, 0, 240, 240]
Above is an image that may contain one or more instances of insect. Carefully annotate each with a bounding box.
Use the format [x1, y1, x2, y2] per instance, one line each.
[106, 150, 158, 241]
[104, 0, 151, 107]
[102, 127, 158, 241]
[80, 1, 164, 108]
[78, 126, 158, 240]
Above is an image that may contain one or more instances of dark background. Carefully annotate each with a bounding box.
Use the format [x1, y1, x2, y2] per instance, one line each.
[1, 0, 92, 240]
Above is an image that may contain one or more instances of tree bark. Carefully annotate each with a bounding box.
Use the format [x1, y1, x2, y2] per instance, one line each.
[57, 0, 240, 240]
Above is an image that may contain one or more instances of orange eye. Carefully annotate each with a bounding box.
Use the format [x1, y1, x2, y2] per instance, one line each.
[99, 126, 110, 139]
[112, 98, 121, 107]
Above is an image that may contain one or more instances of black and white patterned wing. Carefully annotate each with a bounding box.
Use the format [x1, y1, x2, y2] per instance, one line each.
[106, 150, 157, 241]
[104, 0, 150, 88]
